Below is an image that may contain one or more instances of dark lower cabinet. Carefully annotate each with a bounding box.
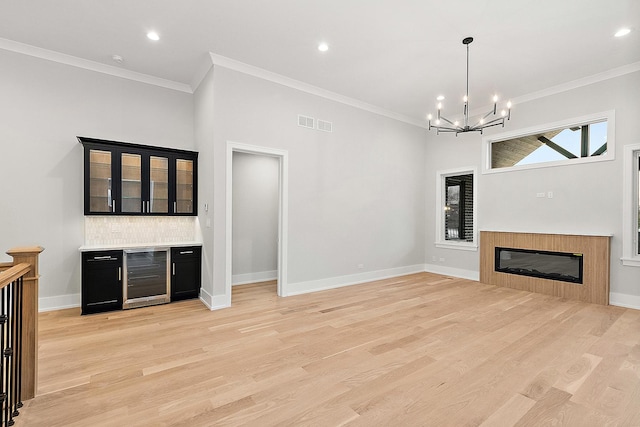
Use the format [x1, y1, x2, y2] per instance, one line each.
[81, 250, 123, 315]
[171, 246, 201, 301]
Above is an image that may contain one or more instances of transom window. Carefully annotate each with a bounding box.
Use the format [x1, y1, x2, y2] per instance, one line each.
[483, 111, 615, 174]
[491, 121, 607, 169]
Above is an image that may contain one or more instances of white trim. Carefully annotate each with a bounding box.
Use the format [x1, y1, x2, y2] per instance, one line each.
[424, 264, 480, 282]
[285, 264, 426, 297]
[198, 287, 213, 309]
[435, 167, 478, 249]
[482, 110, 616, 174]
[232, 270, 278, 286]
[38, 294, 80, 312]
[609, 292, 640, 310]
[226, 142, 289, 302]
[199, 288, 230, 311]
[209, 52, 426, 129]
[0, 37, 193, 93]
[621, 258, 640, 268]
[435, 242, 478, 251]
[511, 61, 640, 106]
[622, 143, 640, 266]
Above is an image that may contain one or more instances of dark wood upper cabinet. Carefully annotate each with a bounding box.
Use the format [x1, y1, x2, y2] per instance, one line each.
[79, 137, 198, 216]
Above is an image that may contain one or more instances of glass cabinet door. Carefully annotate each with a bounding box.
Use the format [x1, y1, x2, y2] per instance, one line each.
[149, 156, 169, 213]
[81, 137, 197, 216]
[175, 159, 194, 214]
[88, 149, 112, 213]
[121, 153, 142, 213]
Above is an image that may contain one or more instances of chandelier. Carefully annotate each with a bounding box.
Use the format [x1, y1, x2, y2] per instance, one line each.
[428, 37, 511, 135]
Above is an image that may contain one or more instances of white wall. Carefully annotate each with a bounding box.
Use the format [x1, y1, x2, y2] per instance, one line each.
[0, 49, 194, 309]
[232, 151, 279, 284]
[6, 45, 634, 311]
[425, 70, 640, 306]
[197, 65, 427, 304]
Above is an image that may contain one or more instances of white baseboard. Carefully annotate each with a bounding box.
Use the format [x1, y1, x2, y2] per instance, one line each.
[609, 292, 640, 310]
[284, 264, 427, 297]
[424, 264, 480, 281]
[199, 287, 230, 311]
[232, 270, 277, 286]
[39, 294, 81, 312]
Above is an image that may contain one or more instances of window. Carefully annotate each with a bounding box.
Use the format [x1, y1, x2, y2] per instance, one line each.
[483, 111, 615, 174]
[622, 143, 640, 267]
[436, 168, 476, 250]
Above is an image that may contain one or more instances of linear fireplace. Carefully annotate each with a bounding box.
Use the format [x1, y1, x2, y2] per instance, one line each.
[480, 231, 611, 305]
[495, 247, 583, 284]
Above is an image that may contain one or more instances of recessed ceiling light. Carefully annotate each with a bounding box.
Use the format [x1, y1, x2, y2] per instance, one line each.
[615, 28, 631, 37]
[318, 43, 329, 52]
[147, 31, 160, 41]
[436, 95, 445, 101]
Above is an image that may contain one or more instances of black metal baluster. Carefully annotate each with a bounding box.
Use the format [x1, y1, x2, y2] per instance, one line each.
[0, 286, 6, 427]
[14, 278, 22, 415]
[4, 283, 13, 427]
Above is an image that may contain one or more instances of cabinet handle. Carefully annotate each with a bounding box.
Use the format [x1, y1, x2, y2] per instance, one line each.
[92, 255, 113, 260]
[142, 201, 145, 213]
[180, 250, 193, 255]
[118, 267, 121, 281]
[147, 201, 150, 213]
[172, 263, 175, 275]
[174, 202, 177, 213]
[113, 200, 116, 213]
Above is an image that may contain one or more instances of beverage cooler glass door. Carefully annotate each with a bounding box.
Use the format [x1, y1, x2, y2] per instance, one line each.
[123, 248, 170, 309]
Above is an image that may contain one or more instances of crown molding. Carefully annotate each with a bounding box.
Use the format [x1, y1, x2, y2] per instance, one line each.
[511, 61, 640, 106]
[0, 38, 193, 94]
[209, 52, 427, 129]
[3, 36, 637, 125]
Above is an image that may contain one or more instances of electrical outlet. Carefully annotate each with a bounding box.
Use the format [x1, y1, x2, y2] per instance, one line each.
[536, 192, 546, 198]
[547, 191, 554, 198]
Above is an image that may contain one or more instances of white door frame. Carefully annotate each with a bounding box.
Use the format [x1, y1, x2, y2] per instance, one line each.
[226, 141, 288, 299]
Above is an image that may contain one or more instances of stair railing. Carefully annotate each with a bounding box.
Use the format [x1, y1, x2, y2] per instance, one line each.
[0, 246, 44, 426]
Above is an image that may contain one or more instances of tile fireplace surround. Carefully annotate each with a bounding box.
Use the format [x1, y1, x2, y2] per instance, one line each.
[479, 231, 611, 305]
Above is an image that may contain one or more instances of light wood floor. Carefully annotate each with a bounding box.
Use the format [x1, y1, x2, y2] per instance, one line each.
[20, 273, 640, 426]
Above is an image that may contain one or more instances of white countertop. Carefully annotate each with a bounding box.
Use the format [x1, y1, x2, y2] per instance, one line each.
[79, 241, 202, 252]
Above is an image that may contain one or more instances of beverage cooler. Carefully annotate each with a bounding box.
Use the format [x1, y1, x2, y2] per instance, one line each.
[123, 248, 170, 309]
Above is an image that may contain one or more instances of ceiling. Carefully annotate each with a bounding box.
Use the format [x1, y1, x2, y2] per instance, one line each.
[1, 0, 638, 124]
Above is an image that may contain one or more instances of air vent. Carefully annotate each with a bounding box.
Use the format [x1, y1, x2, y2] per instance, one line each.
[317, 120, 333, 133]
[298, 115, 314, 129]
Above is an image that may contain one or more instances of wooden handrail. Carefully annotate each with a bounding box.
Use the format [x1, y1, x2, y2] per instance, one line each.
[0, 263, 31, 290]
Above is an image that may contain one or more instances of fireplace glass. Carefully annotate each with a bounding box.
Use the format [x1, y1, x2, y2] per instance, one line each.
[495, 247, 583, 284]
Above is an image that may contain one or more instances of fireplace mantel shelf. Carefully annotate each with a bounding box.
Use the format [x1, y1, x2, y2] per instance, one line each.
[479, 230, 613, 238]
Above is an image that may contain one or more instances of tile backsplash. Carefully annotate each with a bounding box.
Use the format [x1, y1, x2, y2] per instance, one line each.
[85, 216, 197, 246]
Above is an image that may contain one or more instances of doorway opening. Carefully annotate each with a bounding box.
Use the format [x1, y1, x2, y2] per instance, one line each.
[226, 142, 288, 302]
